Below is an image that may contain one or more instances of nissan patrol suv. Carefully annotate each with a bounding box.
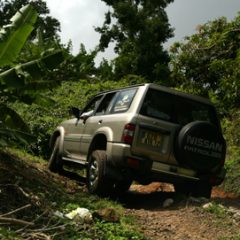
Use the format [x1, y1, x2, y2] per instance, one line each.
[48, 83, 226, 198]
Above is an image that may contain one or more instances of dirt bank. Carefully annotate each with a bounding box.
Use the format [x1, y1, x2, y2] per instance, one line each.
[1, 151, 240, 240]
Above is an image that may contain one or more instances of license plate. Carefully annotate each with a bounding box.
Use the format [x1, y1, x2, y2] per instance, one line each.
[139, 129, 162, 148]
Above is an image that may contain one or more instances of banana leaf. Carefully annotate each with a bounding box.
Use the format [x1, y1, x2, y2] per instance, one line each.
[0, 49, 64, 89]
[0, 67, 26, 88]
[0, 104, 30, 132]
[0, 104, 35, 147]
[0, 128, 35, 147]
[0, 4, 38, 67]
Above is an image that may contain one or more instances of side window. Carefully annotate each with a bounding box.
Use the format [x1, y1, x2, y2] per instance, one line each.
[82, 95, 102, 116]
[95, 92, 116, 115]
[111, 88, 137, 113]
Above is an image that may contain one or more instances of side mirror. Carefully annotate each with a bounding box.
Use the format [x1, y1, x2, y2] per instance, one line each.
[70, 107, 81, 119]
[79, 110, 94, 122]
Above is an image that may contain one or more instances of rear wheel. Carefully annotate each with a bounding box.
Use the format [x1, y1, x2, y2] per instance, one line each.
[48, 137, 62, 173]
[87, 150, 113, 196]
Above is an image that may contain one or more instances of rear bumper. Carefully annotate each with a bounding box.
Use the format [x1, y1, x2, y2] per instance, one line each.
[106, 142, 227, 185]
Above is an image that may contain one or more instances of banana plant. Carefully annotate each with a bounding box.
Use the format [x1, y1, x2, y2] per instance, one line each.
[0, 4, 38, 67]
[0, 4, 64, 147]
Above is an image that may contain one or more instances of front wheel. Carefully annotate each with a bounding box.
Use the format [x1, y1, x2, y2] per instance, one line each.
[87, 150, 113, 196]
[48, 137, 62, 173]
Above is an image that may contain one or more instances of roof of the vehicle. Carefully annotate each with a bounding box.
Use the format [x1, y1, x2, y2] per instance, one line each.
[146, 83, 213, 105]
[96, 83, 213, 106]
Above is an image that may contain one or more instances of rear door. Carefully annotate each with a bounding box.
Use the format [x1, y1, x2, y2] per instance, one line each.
[132, 88, 179, 165]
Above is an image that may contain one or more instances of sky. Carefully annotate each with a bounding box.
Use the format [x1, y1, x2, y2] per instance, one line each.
[45, 0, 240, 63]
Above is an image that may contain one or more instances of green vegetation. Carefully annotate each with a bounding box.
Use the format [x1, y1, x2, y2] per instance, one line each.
[0, 3, 64, 148]
[203, 202, 227, 219]
[218, 235, 240, 240]
[170, 14, 240, 113]
[222, 146, 240, 194]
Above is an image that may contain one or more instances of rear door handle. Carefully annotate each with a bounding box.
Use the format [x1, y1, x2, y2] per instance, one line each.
[98, 120, 103, 124]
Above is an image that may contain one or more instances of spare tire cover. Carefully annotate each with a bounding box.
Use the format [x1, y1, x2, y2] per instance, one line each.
[175, 121, 226, 172]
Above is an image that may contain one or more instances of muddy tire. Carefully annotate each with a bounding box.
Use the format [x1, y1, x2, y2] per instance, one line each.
[175, 121, 226, 172]
[48, 137, 62, 173]
[87, 150, 113, 196]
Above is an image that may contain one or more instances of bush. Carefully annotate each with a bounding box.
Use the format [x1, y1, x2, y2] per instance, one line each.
[220, 109, 240, 195]
[223, 146, 240, 195]
[222, 109, 240, 147]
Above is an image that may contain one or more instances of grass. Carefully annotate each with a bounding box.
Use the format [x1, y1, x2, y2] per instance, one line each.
[203, 202, 227, 218]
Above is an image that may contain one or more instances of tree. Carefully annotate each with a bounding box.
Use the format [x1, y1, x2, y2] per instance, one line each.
[48, 43, 98, 82]
[170, 15, 240, 112]
[69, 43, 98, 79]
[97, 58, 114, 81]
[96, 0, 174, 83]
[0, 0, 60, 40]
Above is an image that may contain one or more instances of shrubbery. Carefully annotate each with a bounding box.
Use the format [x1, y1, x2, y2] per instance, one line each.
[221, 110, 240, 194]
[223, 146, 240, 195]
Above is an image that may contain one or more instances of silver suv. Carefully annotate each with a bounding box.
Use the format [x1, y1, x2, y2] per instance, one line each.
[49, 83, 226, 198]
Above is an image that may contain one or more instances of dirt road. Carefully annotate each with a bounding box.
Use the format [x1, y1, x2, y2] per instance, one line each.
[120, 183, 240, 240]
[59, 168, 240, 240]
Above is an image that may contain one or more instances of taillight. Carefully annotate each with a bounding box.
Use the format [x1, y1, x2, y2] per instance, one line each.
[121, 124, 136, 144]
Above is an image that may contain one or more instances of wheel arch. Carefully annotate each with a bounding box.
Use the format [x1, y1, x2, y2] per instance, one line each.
[87, 133, 108, 163]
[49, 126, 65, 155]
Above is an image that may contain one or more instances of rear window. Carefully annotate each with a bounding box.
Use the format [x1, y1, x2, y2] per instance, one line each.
[140, 89, 218, 126]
